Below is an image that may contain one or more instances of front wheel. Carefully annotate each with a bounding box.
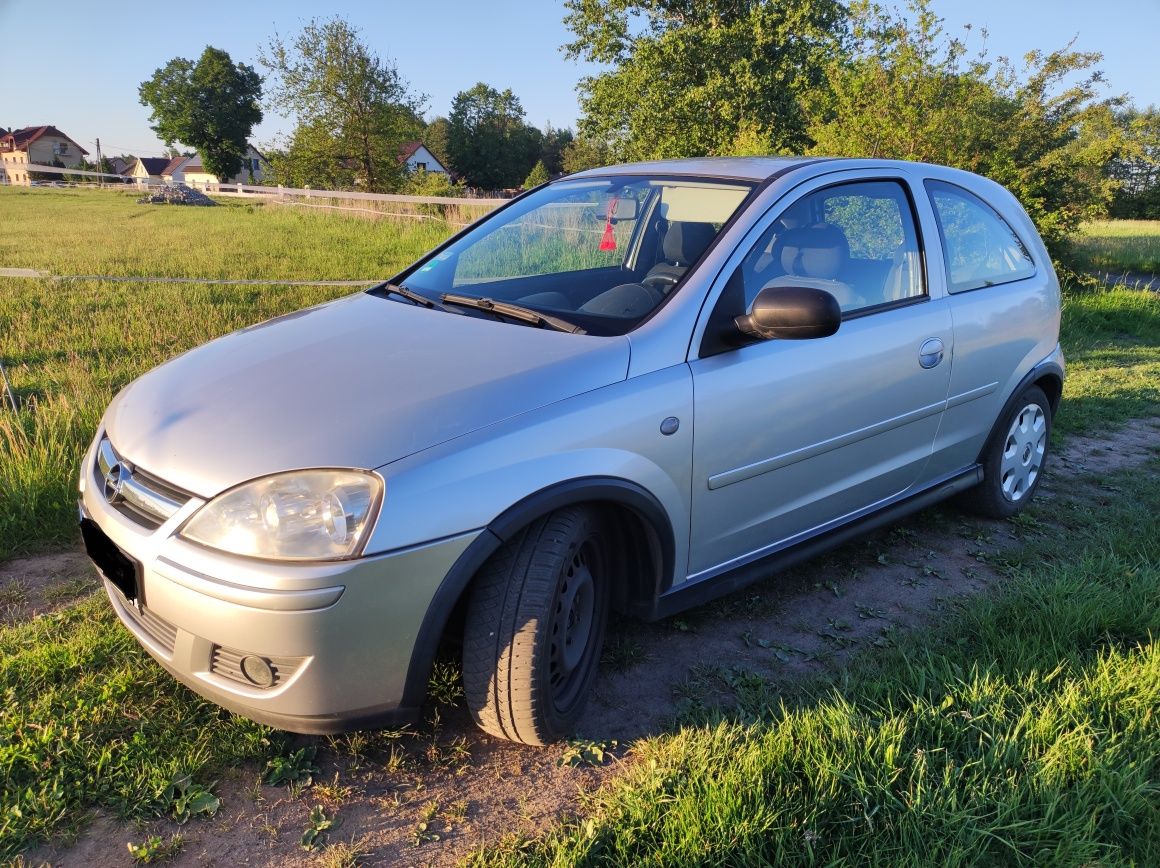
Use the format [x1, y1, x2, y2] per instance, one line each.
[960, 385, 1052, 519]
[462, 507, 609, 745]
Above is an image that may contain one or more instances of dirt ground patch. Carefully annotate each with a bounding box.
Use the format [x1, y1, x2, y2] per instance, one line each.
[0, 550, 95, 626]
[14, 418, 1160, 867]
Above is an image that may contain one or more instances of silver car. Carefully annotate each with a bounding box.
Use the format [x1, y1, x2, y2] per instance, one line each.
[80, 157, 1063, 745]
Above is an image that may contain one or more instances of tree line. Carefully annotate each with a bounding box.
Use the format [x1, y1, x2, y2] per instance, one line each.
[136, 1, 1159, 250]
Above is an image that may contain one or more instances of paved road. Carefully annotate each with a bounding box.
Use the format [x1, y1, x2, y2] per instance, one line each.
[1087, 269, 1159, 291]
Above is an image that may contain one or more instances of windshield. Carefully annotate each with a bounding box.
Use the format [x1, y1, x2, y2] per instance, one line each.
[393, 175, 754, 335]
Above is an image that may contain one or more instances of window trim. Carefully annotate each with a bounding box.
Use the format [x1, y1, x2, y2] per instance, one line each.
[923, 178, 1037, 295]
[829, 177, 931, 318]
[762, 176, 932, 317]
[699, 175, 931, 356]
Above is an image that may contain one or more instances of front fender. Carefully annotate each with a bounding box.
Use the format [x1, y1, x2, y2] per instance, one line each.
[364, 364, 693, 569]
[376, 366, 694, 711]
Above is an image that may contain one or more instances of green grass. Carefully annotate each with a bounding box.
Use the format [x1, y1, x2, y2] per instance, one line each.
[2, 200, 1159, 860]
[472, 463, 1160, 866]
[1056, 283, 1160, 434]
[0, 595, 274, 859]
[0, 186, 453, 280]
[1072, 219, 1160, 274]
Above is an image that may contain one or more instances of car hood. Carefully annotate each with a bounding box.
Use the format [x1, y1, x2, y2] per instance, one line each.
[103, 292, 630, 497]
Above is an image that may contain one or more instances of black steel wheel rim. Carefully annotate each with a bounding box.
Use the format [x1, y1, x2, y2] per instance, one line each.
[548, 538, 601, 712]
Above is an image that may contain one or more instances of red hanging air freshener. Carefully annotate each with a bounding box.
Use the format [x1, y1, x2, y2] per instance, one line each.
[599, 196, 618, 251]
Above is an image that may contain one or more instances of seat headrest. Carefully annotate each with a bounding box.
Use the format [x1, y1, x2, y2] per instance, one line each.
[777, 224, 849, 280]
[662, 221, 716, 266]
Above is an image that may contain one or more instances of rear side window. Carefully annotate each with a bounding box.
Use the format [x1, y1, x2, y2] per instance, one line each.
[926, 180, 1035, 293]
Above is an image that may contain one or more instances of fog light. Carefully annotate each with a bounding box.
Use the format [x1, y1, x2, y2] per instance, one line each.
[240, 655, 275, 688]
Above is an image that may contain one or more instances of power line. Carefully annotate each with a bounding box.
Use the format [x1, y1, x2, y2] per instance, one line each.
[98, 141, 168, 155]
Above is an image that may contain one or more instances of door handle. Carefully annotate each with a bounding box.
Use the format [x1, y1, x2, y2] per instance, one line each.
[919, 338, 944, 369]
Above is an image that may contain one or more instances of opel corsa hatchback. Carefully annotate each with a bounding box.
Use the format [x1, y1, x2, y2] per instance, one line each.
[80, 158, 1063, 744]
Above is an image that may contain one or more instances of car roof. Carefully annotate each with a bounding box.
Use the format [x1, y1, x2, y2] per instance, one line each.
[567, 156, 1017, 189]
[568, 156, 817, 183]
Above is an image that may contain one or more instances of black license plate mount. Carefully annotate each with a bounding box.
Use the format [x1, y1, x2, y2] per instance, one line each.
[80, 517, 142, 603]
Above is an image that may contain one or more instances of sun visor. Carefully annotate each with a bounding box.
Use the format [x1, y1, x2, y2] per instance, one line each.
[657, 184, 749, 224]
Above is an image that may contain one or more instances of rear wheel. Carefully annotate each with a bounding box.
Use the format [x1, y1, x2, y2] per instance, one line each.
[462, 507, 609, 745]
[960, 385, 1052, 519]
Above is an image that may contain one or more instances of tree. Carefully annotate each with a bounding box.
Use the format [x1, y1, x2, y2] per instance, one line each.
[422, 116, 453, 170]
[562, 0, 849, 161]
[138, 46, 262, 182]
[523, 160, 550, 188]
[1108, 107, 1160, 218]
[561, 135, 612, 174]
[260, 17, 425, 192]
[806, 0, 1124, 254]
[448, 83, 542, 188]
[539, 124, 574, 175]
[269, 119, 358, 190]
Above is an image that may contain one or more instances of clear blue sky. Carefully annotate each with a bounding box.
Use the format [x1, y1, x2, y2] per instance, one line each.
[0, 0, 1155, 159]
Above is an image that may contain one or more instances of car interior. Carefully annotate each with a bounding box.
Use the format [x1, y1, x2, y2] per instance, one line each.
[736, 187, 925, 315]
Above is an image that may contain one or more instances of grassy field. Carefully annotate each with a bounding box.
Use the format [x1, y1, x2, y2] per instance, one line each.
[0, 186, 453, 280]
[1, 190, 1158, 861]
[1072, 219, 1160, 275]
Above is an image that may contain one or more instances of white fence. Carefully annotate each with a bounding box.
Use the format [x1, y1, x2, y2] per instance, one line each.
[208, 181, 508, 209]
[10, 163, 510, 211]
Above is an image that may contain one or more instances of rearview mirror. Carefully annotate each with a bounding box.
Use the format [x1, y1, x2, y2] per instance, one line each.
[606, 196, 638, 221]
[734, 285, 841, 340]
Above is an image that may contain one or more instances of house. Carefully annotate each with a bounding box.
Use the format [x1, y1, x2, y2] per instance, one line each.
[127, 157, 172, 187]
[398, 141, 447, 175]
[0, 125, 88, 186]
[163, 143, 270, 187]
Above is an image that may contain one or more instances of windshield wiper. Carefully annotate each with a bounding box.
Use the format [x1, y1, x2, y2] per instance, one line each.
[440, 294, 587, 334]
[373, 282, 445, 309]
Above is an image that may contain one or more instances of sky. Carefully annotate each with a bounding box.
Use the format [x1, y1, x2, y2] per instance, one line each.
[0, 0, 1156, 159]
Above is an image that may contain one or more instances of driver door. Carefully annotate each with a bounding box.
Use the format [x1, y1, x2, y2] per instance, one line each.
[686, 174, 952, 578]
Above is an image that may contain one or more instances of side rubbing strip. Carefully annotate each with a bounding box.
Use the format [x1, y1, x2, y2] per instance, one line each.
[708, 399, 946, 490]
[945, 381, 998, 409]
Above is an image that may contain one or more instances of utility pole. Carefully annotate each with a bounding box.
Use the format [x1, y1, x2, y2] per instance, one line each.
[95, 137, 103, 188]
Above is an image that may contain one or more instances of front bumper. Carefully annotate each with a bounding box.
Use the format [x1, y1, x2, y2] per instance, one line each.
[79, 439, 480, 734]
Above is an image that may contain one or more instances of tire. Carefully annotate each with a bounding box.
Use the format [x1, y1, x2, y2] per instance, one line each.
[959, 385, 1052, 519]
[462, 506, 609, 745]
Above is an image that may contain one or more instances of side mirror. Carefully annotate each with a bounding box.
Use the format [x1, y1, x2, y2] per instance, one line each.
[734, 285, 841, 341]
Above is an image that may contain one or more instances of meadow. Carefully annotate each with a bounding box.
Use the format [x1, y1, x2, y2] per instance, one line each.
[0, 186, 453, 281]
[0, 187, 1158, 862]
[1073, 219, 1160, 275]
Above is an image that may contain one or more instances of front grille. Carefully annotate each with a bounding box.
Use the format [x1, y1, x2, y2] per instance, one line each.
[93, 436, 191, 528]
[210, 645, 304, 689]
[123, 603, 177, 654]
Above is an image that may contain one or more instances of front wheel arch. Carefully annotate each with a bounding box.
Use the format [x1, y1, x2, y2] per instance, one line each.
[398, 477, 674, 710]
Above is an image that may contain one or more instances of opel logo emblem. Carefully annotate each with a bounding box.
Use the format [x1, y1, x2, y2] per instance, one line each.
[103, 461, 125, 504]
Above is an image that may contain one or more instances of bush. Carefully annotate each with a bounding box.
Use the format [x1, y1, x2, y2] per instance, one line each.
[403, 168, 465, 198]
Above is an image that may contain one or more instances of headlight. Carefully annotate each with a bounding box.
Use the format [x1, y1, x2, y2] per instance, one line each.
[179, 470, 383, 561]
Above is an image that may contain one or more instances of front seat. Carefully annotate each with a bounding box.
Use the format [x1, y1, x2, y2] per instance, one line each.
[760, 224, 862, 310]
[641, 221, 717, 290]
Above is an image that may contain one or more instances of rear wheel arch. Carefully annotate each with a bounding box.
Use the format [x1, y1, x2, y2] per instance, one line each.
[978, 361, 1063, 464]
[1034, 370, 1063, 414]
